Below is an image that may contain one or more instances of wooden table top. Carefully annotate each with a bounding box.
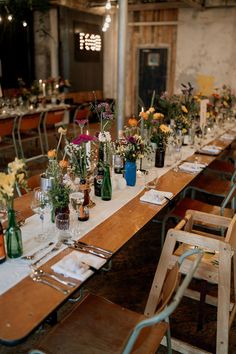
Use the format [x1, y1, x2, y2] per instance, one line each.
[0, 133, 235, 346]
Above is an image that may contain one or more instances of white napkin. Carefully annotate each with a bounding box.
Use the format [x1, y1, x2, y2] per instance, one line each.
[140, 189, 173, 205]
[199, 145, 222, 154]
[178, 162, 205, 173]
[51, 251, 106, 281]
[220, 133, 235, 141]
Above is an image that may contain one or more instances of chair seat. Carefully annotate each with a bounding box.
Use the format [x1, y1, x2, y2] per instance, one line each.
[207, 159, 235, 175]
[190, 174, 230, 196]
[170, 197, 234, 220]
[37, 294, 168, 354]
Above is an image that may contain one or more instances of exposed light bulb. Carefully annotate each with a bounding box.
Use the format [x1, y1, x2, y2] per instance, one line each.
[7, 14, 13, 21]
[0, 16, 2, 23]
[22, 21, 27, 27]
[105, 14, 111, 23]
[105, 0, 111, 10]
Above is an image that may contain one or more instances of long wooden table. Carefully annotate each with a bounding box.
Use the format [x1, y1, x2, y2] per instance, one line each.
[0, 133, 235, 346]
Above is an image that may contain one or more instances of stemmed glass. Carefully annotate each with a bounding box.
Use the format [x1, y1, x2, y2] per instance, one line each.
[31, 187, 49, 242]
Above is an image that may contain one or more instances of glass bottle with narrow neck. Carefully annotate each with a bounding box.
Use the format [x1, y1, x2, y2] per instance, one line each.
[6, 209, 23, 258]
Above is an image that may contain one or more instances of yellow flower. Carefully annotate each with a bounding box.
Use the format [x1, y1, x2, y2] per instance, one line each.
[182, 128, 187, 134]
[58, 127, 67, 135]
[149, 107, 155, 113]
[0, 172, 15, 197]
[47, 149, 57, 159]
[223, 100, 229, 107]
[181, 105, 188, 114]
[153, 112, 164, 120]
[160, 124, 170, 133]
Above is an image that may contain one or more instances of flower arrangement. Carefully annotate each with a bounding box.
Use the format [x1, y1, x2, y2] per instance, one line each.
[150, 121, 171, 146]
[139, 107, 164, 130]
[91, 100, 115, 133]
[0, 158, 28, 209]
[156, 93, 182, 122]
[116, 133, 147, 162]
[65, 133, 96, 180]
[44, 127, 68, 179]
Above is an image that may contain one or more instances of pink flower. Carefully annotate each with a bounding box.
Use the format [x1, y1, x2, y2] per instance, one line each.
[75, 119, 88, 126]
[72, 134, 96, 145]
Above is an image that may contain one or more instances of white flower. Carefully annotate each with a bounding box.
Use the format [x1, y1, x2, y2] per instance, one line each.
[98, 131, 111, 143]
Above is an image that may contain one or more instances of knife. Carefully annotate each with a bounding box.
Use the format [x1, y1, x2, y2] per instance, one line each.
[68, 244, 110, 259]
[75, 241, 113, 256]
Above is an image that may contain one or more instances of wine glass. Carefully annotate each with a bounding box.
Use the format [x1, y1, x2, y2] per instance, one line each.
[31, 187, 49, 242]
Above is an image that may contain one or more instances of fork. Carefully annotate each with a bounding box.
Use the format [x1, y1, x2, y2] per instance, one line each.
[21, 242, 54, 260]
[32, 242, 63, 266]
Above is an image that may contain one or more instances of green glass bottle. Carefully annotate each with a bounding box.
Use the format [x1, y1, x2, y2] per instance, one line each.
[101, 165, 112, 201]
[6, 209, 23, 258]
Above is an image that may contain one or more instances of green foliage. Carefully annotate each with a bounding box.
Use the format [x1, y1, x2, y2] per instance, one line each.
[48, 181, 70, 209]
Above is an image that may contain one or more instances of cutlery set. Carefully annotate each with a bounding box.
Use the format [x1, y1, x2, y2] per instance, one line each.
[27, 241, 113, 293]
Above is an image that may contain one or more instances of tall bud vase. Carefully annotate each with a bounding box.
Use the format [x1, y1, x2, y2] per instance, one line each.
[101, 165, 112, 201]
[124, 160, 136, 186]
[6, 208, 23, 258]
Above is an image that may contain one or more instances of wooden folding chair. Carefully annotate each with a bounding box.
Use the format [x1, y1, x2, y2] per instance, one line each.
[0, 116, 18, 158]
[160, 182, 236, 245]
[146, 212, 236, 354]
[16, 112, 44, 162]
[42, 108, 66, 151]
[30, 249, 202, 354]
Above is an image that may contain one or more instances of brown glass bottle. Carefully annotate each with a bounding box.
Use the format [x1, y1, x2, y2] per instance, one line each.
[0, 222, 6, 264]
[78, 179, 89, 221]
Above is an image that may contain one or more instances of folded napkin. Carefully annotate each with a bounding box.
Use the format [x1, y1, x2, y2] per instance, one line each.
[51, 251, 106, 281]
[178, 162, 205, 173]
[220, 133, 235, 141]
[199, 145, 222, 155]
[140, 189, 173, 205]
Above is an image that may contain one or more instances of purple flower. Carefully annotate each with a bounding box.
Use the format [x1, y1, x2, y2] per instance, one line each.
[102, 112, 114, 120]
[72, 134, 96, 145]
[97, 102, 110, 112]
[127, 136, 136, 144]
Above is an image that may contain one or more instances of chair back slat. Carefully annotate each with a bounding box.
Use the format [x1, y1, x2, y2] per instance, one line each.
[45, 110, 65, 126]
[0, 118, 15, 137]
[19, 113, 42, 131]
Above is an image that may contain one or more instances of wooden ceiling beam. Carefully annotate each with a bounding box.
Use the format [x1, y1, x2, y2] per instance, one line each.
[128, 2, 188, 11]
[50, 0, 104, 14]
[180, 0, 203, 8]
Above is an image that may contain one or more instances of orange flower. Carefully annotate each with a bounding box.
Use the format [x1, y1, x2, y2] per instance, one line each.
[153, 112, 164, 120]
[59, 159, 68, 169]
[47, 149, 57, 159]
[139, 111, 148, 120]
[128, 118, 138, 127]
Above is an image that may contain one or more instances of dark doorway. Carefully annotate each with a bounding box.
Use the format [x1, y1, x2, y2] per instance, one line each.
[138, 48, 168, 109]
[0, 16, 34, 90]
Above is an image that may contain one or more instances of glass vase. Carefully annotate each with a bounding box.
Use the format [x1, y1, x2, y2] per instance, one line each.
[101, 165, 112, 201]
[124, 160, 136, 186]
[6, 209, 23, 258]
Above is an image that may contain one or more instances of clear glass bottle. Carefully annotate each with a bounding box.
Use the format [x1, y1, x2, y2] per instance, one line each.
[6, 209, 23, 258]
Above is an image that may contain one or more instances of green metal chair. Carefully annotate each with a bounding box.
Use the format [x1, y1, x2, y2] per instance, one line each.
[29, 248, 202, 354]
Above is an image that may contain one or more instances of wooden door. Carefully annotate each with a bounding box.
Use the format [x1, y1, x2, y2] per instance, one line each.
[138, 48, 168, 109]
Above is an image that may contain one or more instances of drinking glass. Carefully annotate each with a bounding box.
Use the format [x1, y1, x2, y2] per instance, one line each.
[70, 192, 84, 237]
[31, 187, 49, 242]
[55, 213, 71, 242]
